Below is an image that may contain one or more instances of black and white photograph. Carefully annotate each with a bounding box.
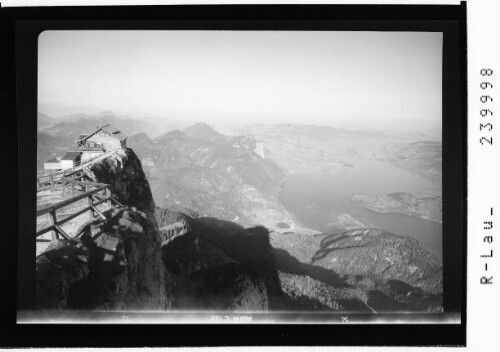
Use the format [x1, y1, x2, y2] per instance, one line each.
[32, 29, 446, 318]
[0, 0, 482, 348]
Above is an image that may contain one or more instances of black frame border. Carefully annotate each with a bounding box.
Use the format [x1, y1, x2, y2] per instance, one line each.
[1, 3, 466, 347]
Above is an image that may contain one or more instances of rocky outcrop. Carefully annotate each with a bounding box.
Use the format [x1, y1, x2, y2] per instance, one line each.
[36, 148, 170, 310]
[36, 207, 170, 310]
[155, 208, 283, 311]
[85, 148, 157, 223]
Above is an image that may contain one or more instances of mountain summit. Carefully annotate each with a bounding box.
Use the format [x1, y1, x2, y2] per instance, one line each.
[182, 122, 227, 143]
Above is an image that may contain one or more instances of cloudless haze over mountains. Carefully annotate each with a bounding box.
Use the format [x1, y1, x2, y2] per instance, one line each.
[38, 31, 442, 134]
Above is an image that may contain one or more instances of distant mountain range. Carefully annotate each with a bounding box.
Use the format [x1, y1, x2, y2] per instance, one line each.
[37, 112, 56, 128]
[37, 110, 190, 139]
[37, 112, 442, 230]
[231, 122, 442, 180]
[36, 110, 192, 167]
[39, 112, 155, 139]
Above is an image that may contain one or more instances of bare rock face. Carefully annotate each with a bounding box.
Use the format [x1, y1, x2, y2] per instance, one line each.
[84, 148, 157, 223]
[36, 207, 170, 310]
[155, 208, 283, 311]
[36, 241, 91, 309]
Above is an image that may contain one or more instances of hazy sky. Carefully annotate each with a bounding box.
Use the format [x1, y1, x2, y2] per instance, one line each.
[39, 30, 442, 132]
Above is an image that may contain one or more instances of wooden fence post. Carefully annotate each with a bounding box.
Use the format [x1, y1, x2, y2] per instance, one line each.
[88, 195, 93, 215]
[106, 187, 111, 207]
[49, 209, 58, 240]
[87, 185, 95, 217]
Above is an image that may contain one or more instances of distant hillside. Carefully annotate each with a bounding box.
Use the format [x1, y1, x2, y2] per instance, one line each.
[36, 132, 73, 169]
[230, 123, 442, 180]
[379, 140, 442, 184]
[37, 110, 190, 140]
[129, 124, 289, 229]
[228, 123, 392, 175]
[37, 102, 100, 118]
[37, 112, 56, 128]
[239, 123, 389, 141]
[39, 114, 154, 140]
[36, 111, 159, 168]
[270, 228, 442, 311]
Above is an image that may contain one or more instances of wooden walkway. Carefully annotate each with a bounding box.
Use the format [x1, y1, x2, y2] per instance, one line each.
[37, 148, 121, 191]
[36, 172, 123, 244]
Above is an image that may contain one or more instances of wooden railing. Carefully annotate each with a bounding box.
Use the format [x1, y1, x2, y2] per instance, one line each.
[76, 146, 104, 152]
[37, 170, 85, 192]
[36, 178, 123, 242]
[37, 148, 121, 189]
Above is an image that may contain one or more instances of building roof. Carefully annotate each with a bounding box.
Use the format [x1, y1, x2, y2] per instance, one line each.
[61, 151, 81, 161]
[76, 124, 127, 143]
[101, 125, 128, 141]
[45, 158, 60, 164]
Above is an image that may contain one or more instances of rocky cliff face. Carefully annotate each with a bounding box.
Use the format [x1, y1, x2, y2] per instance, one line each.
[86, 149, 157, 223]
[36, 148, 170, 310]
[36, 208, 170, 310]
[155, 207, 283, 311]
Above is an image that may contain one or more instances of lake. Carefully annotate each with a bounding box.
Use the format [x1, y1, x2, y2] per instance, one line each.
[279, 157, 442, 260]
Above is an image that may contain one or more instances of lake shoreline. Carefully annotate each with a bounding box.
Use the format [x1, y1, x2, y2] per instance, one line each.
[277, 158, 442, 260]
